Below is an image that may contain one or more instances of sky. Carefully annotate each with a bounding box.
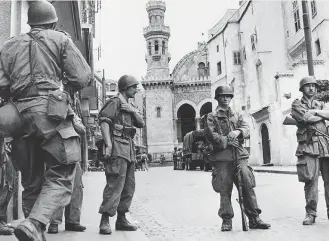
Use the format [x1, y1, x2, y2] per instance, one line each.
[102, 0, 240, 81]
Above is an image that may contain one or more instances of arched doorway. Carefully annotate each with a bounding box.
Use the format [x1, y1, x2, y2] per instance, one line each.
[261, 123, 271, 164]
[199, 102, 212, 129]
[177, 104, 196, 142]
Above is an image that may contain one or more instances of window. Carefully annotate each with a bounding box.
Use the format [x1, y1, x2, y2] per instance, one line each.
[198, 62, 206, 78]
[311, 0, 317, 18]
[162, 41, 166, 55]
[243, 46, 246, 60]
[250, 34, 256, 51]
[217, 62, 222, 75]
[156, 107, 161, 118]
[293, 1, 301, 32]
[233, 51, 241, 65]
[154, 41, 159, 53]
[148, 42, 152, 55]
[315, 39, 321, 55]
[216, 45, 219, 52]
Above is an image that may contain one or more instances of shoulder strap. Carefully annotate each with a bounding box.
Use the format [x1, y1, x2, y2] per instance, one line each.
[26, 32, 63, 76]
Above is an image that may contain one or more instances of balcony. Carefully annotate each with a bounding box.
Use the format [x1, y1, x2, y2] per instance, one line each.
[143, 25, 170, 38]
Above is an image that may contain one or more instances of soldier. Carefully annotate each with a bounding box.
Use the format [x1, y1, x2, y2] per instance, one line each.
[0, 134, 15, 236]
[0, 1, 91, 240]
[47, 112, 87, 234]
[291, 76, 329, 225]
[173, 147, 178, 169]
[205, 85, 270, 231]
[98, 75, 144, 235]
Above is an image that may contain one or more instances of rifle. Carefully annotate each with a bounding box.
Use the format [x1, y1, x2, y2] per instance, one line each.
[236, 163, 248, 231]
[0, 131, 5, 188]
[283, 116, 297, 125]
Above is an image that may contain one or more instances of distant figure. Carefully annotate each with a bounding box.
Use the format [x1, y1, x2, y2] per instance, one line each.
[172, 147, 178, 169]
[160, 154, 166, 165]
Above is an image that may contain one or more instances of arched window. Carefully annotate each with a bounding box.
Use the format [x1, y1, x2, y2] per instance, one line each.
[154, 40, 159, 53]
[162, 41, 166, 54]
[198, 62, 206, 78]
[156, 107, 161, 118]
[148, 42, 152, 55]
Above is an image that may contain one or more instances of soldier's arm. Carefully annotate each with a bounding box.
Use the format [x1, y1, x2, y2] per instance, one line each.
[204, 113, 228, 150]
[132, 111, 145, 128]
[236, 113, 250, 139]
[98, 99, 119, 147]
[0, 50, 11, 100]
[62, 38, 92, 92]
[291, 99, 323, 123]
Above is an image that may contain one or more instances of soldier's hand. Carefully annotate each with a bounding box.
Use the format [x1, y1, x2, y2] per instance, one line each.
[228, 130, 241, 140]
[228, 138, 239, 147]
[121, 103, 136, 114]
[104, 143, 113, 160]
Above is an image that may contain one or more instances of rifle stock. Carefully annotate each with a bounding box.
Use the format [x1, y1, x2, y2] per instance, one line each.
[283, 116, 297, 126]
[236, 165, 248, 231]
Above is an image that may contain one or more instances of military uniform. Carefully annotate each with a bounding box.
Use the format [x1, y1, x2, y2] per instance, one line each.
[205, 106, 262, 221]
[0, 138, 15, 235]
[291, 97, 329, 218]
[0, 27, 91, 227]
[98, 93, 143, 217]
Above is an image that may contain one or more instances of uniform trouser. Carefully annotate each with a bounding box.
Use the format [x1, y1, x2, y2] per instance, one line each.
[320, 158, 329, 215]
[99, 157, 135, 217]
[211, 159, 261, 219]
[298, 156, 329, 216]
[0, 157, 15, 222]
[296, 155, 319, 217]
[11, 137, 77, 226]
[50, 164, 83, 225]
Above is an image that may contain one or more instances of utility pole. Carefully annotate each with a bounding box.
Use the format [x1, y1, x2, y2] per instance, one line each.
[301, 0, 314, 76]
[102, 69, 106, 105]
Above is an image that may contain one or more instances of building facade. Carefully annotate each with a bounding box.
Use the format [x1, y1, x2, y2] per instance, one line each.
[141, 0, 212, 157]
[207, 0, 329, 165]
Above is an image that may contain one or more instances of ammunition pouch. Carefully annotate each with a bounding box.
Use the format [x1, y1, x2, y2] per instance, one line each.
[113, 124, 136, 138]
[47, 89, 70, 121]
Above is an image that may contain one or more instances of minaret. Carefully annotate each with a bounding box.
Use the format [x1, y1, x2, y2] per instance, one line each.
[143, 0, 171, 77]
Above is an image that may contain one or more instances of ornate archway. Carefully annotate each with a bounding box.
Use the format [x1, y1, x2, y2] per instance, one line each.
[177, 104, 196, 142]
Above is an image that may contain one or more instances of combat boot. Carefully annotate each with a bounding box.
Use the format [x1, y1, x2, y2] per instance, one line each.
[14, 218, 46, 241]
[99, 213, 112, 235]
[115, 212, 138, 231]
[65, 223, 86, 232]
[221, 218, 232, 231]
[302, 214, 315, 225]
[249, 216, 271, 229]
[0, 220, 14, 235]
[47, 223, 58, 234]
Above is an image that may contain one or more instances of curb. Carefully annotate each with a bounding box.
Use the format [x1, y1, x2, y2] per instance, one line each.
[253, 169, 297, 175]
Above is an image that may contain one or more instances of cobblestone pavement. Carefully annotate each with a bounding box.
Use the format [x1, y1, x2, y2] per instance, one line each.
[130, 167, 329, 241]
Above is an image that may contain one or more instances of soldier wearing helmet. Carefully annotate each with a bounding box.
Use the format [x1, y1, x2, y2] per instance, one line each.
[97, 75, 144, 235]
[0, 1, 92, 240]
[291, 76, 329, 225]
[205, 85, 270, 231]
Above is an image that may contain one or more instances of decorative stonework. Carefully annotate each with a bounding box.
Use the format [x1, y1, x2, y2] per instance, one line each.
[174, 91, 211, 106]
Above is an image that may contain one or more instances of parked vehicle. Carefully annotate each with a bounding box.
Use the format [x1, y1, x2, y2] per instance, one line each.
[183, 129, 212, 171]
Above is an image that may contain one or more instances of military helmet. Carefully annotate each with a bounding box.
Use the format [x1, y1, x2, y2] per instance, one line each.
[27, 1, 58, 26]
[118, 75, 139, 92]
[214, 85, 234, 99]
[299, 76, 318, 92]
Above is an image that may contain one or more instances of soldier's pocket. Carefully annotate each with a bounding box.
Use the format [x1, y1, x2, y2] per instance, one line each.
[296, 157, 315, 183]
[42, 123, 81, 164]
[105, 158, 121, 176]
[211, 168, 223, 193]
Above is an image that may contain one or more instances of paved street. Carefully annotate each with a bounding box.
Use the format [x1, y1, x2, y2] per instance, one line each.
[3, 171, 149, 241]
[130, 166, 329, 241]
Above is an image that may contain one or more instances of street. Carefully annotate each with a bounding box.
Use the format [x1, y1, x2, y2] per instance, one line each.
[3, 166, 329, 241]
[130, 166, 329, 241]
